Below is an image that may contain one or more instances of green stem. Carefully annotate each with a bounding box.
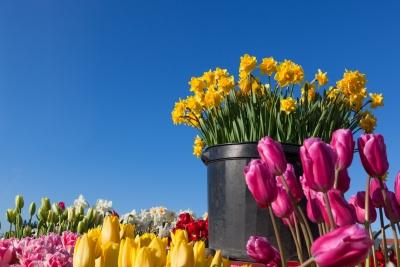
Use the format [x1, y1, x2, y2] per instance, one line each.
[289, 223, 304, 263]
[268, 206, 287, 267]
[369, 225, 377, 267]
[379, 207, 388, 263]
[299, 257, 315, 267]
[333, 169, 340, 189]
[323, 192, 336, 230]
[390, 222, 400, 267]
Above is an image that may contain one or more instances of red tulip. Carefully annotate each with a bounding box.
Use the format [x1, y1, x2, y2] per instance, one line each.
[384, 191, 400, 223]
[244, 159, 278, 208]
[369, 177, 387, 208]
[311, 224, 373, 267]
[276, 164, 303, 203]
[394, 172, 400, 204]
[330, 129, 355, 171]
[358, 134, 389, 178]
[349, 191, 377, 224]
[321, 190, 356, 227]
[271, 188, 294, 218]
[257, 136, 287, 176]
[336, 169, 351, 194]
[300, 138, 337, 192]
[246, 236, 281, 265]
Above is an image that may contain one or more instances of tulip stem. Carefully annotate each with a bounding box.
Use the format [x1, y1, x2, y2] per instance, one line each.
[369, 225, 378, 267]
[322, 192, 336, 230]
[333, 169, 339, 189]
[298, 257, 315, 267]
[289, 223, 304, 263]
[378, 207, 389, 263]
[268, 206, 287, 267]
[364, 176, 371, 230]
[390, 222, 400, 267]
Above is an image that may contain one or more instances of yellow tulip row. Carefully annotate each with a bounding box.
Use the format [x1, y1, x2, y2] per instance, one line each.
[73, 215, 230, 267]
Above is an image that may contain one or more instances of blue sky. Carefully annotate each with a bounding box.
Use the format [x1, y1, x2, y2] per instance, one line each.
[0, 0, 399, 227]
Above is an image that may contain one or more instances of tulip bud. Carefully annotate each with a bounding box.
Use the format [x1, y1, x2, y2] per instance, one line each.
[16, 214, 23, 227]
[193, 240, 206, 266]
[336, 169, 350, 194]
[244, 159, 278, 208]
[300, 138, 337, 192]
[277, 163, 303, 202]
[257, 136, 287, 176]
[271, 188, 294, 218]
[23, 225, 32, 236]
[305, 190, 324, 224]
[330, 129, 355, 171]
[38, 207, 48, 222]
[52, 203, 62, 216]
[349, 191, 377, 224]
[311, 224, 373, 267]
[148, 237, 167, 267]
[120, 223, 135, 240]
[67, 207, 75, 222]
[384, 191, 400, 223]
[15, 195, 24, 211]
[358, 134, 389, 178]
[86, 207, 95, 222]
[394, 172, 400, 204]
[370, 177, 387, 208]
[99, 242, 119, 267]
[134, 247, 157, 267]
[321, 190, 356, 227]
[41, 197, 51, 211]
[47, 210, 55, 223]
[101, 215, 120, 245]
[29, 202, 36, 217]
[118, 238, 136, 267]
[76, 205, 84, 217]
[246, 236, 281, 265]
[77, 221, 87, 234]
[169, 239, 194, 267]
[6, 209, 16, 224]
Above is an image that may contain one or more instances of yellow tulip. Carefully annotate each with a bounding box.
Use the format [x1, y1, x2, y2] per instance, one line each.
[171, 229, 188, 245]
[134, 247, 157, 267]
[135, 232, 156, 248]
[193, 241, 206, 267]
[169, 239, 194, 267]
[97, 242, 119, 267]
[149, 237, 167, 267]
[118, 238, 136, 267]
[209, 250, 230, 267]
[101, 215, 120, 245]
[120, 223, 135, 239]
[73, 234, 96, 267]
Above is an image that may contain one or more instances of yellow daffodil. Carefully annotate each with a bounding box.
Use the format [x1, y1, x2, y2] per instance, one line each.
[280, 97, 297, 114]
[101, 215, 120, 245]
[336, 70, 366, 96]
[315, 69, 328, 86]
[193, 136, 205, 158]
[204, 89, 223, 109]
[189, 77, 206, 95]
[73, 234, 96, 267]
[218, 75, 235, 95]
[149, 237, 167, 267]
[251, 78, 263, 95]
[238, 75, 252, 95]
[301, 84, 316, 103]
[369, 93, 384, 108]
[169, 239, 194, 267]
[202, 70, 215, 87]
[274, 60, 304, 87]
[259, 57, 277, 76]
[326, 86, 340, 100]
[239, 54, 257, 73]
[120, 223, 135, 240]
[171, 100, 187, 125]
[214, 67, 228, 80]
[134, 247, 157, 267]
[359, 111, 377, 133]
[118, 238, 136, 267]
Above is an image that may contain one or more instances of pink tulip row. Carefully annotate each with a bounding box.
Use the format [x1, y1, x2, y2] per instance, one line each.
[244, 129, 398, 267]
[0, 232, 77, 267]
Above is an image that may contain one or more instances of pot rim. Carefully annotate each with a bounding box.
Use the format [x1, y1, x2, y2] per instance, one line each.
[204, 141, 301, 150]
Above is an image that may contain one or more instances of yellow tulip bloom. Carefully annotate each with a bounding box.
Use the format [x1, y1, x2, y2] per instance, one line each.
[101, 215, 120, 245]
[169, 239, 194, 267]
[73, 234, 96, 267]
[171, 229, 188, 245]
[98, 242, 119, 267]
[118, 238, 136, 267]
[120, 223, 135, 239]
[149, 237, 167, 267]
[134, 247, 157, 267]
[193, 241, 207, 267]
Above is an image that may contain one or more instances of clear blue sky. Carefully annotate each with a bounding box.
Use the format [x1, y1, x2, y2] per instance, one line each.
[0, 1, 399, 226]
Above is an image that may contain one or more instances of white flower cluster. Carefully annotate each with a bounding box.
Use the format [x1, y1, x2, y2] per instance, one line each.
[72, 194, 113, 215]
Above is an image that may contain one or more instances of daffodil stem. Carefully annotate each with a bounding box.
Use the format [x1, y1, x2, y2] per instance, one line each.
[268, 206, 287, 267]
[323, 192, 336, 230]
[299, 257, 315, 267]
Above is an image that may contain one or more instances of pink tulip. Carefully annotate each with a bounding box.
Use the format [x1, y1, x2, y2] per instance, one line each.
[271, 188, 294, 218]
[0, 239, 14, 265]
[246, 236, 281, 265]
[244, 159, 278, 208]
[358, 134, 389, 178]
[370, 177, 387, 208]
[257, 136, 287, 176]
[336, 169, 350, 194]
[394, 172, 400, 204]
[349, 191, 377, 224]
[276, 164, 303, 202]
[320, 190, 356, 227]
[384, 191, 400, 223]
[330, 129, 355, 171]
[300, 138, 337, 192]
[305, 190, 324, 224]
[282, 212, 297, 228]
[311, 224, 373, 267]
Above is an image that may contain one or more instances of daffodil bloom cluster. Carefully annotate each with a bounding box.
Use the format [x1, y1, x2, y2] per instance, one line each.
[172, 54, 384, 156]
[73, 215, 229, 267]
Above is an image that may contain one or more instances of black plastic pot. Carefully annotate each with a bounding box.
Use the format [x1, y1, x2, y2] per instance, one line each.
[201, 142, 303, 261]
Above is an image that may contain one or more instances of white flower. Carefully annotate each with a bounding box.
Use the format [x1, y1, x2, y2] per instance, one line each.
[73, 194, 88, 209]
[95, 199, 113, 214]
[202, 212, 208, 220]
[178, 209, 196, 219]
